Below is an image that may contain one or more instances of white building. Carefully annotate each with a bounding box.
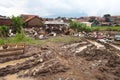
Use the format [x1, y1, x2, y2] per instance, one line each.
[81, 22, 92, 27]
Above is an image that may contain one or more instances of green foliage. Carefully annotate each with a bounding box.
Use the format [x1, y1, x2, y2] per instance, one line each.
[92, 27, 100, 31]
[13, 33, 25, 42]
[11, 16, 24, 33]
[88, 17, 100, 26]
[0, 25, 9, 37]
[0, 38, 5, 44]
[70, 21, 92, 32]
[47, 36, 80, 43]
[103, 14, 111, 18]
[7, 33, 36, 44]
[103, 14, 111, 22]
[92, 20, 100, 26]
[92, 26, 120, 31]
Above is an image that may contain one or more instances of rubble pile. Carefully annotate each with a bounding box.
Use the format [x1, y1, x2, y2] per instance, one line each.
[61, 41, 120, 80]
[61, 41, 90, 57]
[78, 46, 111, 61]
[77, 43, 120, 80]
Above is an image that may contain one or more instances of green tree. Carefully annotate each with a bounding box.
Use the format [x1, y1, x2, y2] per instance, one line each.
[11, 16, 24, 33]
[93, 20, 100, 26]
[89, 17, 100, 26]
[104, 14, 111, 18]
[0, 25, 9, 37]
[103, 14, 111, 22]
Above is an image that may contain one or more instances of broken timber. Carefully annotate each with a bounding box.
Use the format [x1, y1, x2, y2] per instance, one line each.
[0, 43, 25, 56]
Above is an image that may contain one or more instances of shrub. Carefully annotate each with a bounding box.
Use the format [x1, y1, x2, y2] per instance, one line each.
[92, 26, 120, 31]
[0, 26, 9, 37]
[0, 38, 5, 45]
[14, 33, 25, 41]
[70, 21, 92, 32]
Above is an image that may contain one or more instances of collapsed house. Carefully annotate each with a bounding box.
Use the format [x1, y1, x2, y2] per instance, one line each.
[44, 20, 69, 34]
[0, 15, 13, 37]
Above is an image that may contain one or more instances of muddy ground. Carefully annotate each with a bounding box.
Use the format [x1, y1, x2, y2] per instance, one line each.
[0, 39, 120, 80]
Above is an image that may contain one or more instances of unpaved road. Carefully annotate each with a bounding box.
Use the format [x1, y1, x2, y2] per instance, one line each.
[0, 39, 120, 80]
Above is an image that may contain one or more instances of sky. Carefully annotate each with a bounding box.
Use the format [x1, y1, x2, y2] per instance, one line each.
[0, 0, 120, 18]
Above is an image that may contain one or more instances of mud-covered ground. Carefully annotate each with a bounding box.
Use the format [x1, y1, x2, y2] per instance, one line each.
[0, 39, 120, 80]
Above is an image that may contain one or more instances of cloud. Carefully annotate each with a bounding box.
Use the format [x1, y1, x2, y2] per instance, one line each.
[0, 0, 28, 16]
[0, 0, 120, 17]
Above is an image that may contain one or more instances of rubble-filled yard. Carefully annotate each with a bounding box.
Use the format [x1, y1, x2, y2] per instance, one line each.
[0, 36, 120, 80]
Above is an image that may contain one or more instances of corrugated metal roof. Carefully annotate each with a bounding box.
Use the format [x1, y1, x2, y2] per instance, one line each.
[44, 21, 65, 25]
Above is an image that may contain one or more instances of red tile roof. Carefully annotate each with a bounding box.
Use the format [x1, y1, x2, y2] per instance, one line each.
[25, 16, 36, 22]
[21, 14, 40, 22]
[111, 16, 120, 18]
[0, 19, 12, 26]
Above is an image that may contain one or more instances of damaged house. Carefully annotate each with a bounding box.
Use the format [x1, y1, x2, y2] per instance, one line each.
[0, 15, 12, 27]
[44, 20, 69, 34]
[20, 14, 44, 28]
[20, 14, 45, 38]
[111, 16, 120, 26]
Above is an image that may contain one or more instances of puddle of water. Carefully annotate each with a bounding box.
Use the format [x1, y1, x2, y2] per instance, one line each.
[62, 43, 80, 48]
[75, 45, 89, 53]
[0, 50, 24, 57]
[87, 40, 105, 49]
[0, 46, 3, 50]
[109, 43, 120, 50]
[4, 74, 34, 80]
[0, 58, 26, 68]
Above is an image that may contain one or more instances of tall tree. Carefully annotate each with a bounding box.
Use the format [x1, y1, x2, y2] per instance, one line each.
[103, 14, 111, 22]
[11, 16, 24, 33]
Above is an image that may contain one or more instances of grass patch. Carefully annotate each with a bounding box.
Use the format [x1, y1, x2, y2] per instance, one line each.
[92, 26, 120, 31]
[0, 33, 45, 45]
[0, 38, 5, 45]
[0, 34, 80, 45]
[47, 36, 80, 44]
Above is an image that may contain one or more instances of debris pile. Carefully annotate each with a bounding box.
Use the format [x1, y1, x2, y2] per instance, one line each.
[77, 43, 120, 80]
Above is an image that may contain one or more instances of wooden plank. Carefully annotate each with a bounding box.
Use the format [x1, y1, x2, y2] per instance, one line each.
[0, 47, 24, 53]
[0, 43, 25, 47]
[0, 43, 25, 56]
[0, 50, 24, 57]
